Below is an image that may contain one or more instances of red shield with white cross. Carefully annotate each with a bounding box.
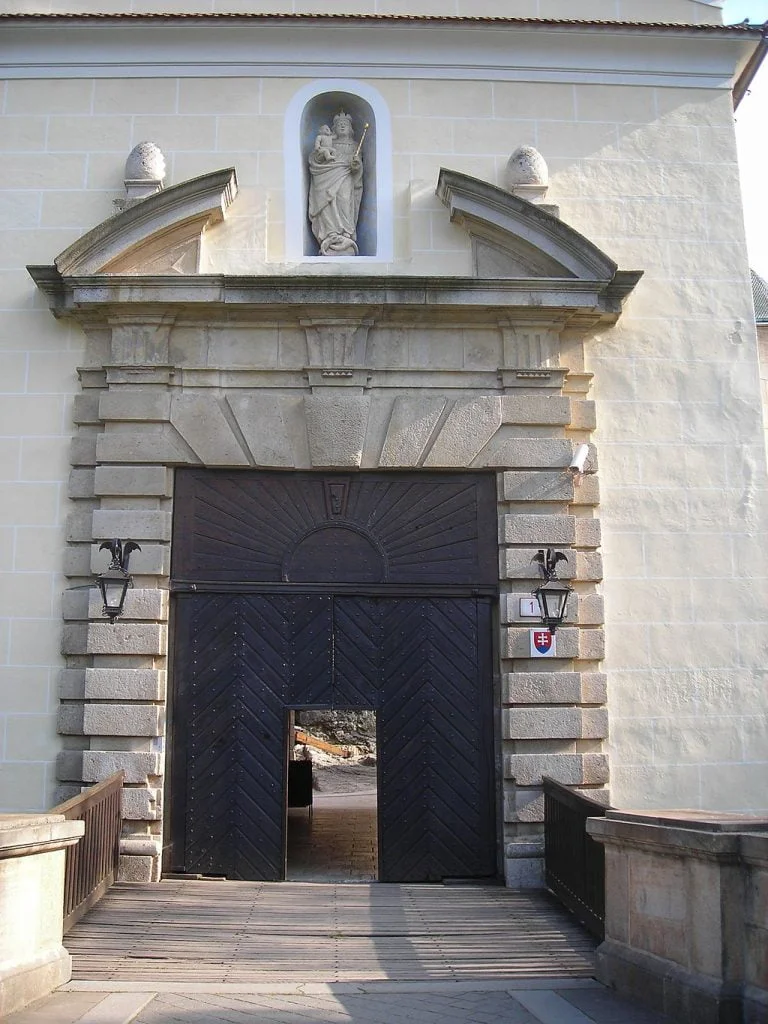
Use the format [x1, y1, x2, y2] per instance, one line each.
[532, 629, 553, 655]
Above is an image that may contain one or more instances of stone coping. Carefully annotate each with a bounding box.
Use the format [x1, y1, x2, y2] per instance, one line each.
[605, 808, 768, 833]
[0, 814, 84, 860]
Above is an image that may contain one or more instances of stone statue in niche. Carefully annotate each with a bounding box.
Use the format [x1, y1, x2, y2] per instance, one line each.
[308, 110, 367, 256]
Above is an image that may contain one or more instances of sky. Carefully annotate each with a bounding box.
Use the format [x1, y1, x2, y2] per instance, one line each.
[724, 0, 768, 279]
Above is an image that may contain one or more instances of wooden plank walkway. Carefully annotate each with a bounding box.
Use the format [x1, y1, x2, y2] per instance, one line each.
[66, 881, 597, 985]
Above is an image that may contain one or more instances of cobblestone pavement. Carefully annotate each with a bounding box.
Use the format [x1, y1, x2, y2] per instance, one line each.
[7, 982, 671, 1024]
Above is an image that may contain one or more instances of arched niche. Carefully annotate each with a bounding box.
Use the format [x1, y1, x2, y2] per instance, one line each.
[284, 79, 393, 263]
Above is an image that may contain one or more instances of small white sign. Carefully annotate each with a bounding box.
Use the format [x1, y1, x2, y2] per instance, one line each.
[519, 597, 540, 618]
[530, 629, 556, 658]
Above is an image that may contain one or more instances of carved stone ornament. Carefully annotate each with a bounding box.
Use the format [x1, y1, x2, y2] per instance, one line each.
[116, 142, 167, 211]
[308, 111, 366, 255]
[505, 146, 549, 204]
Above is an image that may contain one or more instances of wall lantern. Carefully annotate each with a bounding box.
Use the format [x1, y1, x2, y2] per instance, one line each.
[531, 548, 572, 634]
[96, 539, 141, 624]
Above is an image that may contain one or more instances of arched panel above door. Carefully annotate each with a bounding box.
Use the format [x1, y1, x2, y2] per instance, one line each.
[171, 469, 498, 587]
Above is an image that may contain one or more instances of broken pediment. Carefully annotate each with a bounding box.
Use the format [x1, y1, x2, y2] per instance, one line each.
[53, 168, 238, 276]
[436, 167, 620, 282]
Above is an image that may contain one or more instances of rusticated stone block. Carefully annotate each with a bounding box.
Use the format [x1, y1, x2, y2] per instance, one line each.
[500, 592, 577, 625]
[480, 438, 575, 470]
[82, 703, 163, 737]
[575, 517, 601, 549]
[120, 836, 162, 858]
[66, 511, 93, 543]
[86, 623, 166, 656]
[501, 395, 571, 426]
[503, 706, 608, 740]
[94, 465, 171, 497]
[67, 469, 95, 499]
[504, 840, 545, 888]
[57, 704, 84, 735]
[170, 393, 249, 466]
[502, 470, 574, 503]
[505, 788, 544, 823]
[87, 589, 167, 623]
[227, 392, 303, 468]
[503, 671, 608, 705]
[502, 626, 579, 659]
[501, 548, 576, 580]
[569, 399, 597, 430]
[99, 390, 171, 422]
[306, 393, 369, 468]
[582, 672, 608, 703]
[69, 434, 98, 466]
[121, 787, 161, 820]
[425, 396, 502, 467]
[579, 628, 606, 660]
[578, 594, 605, 626]
[61, 624, 88, 656]
[576, 551, 603, 581]
[73, 393, 102, 425]
[91, 510, 171, 542]
[379, 395, 446, 467]
[500, 514, 575, 545]
[571, 475, 600, 506]
[84, 668, 165, 701]
[56, 750, 84, 781]
[505, 752, 609, 787]
[118, 854, 157, 882]
[63, 545, 92, 576]
[83, 751, 161, 785]
[90, 543, 170, 577]
[95, 430, 192, 465]
[61, 589, 89, 621]
[58, 669, 86, 699]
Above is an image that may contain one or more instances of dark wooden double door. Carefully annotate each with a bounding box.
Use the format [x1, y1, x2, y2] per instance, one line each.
[169, 592, 495, 882]
[167, 469, 498, 883]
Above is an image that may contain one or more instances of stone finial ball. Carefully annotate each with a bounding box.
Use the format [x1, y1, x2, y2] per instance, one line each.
[505, 146, 549, 188]
[125, 141, 167, 182]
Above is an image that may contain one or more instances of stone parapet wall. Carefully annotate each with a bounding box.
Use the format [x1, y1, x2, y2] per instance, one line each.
[588, 811, 768, 1024]
[0, 813, 84, 1016]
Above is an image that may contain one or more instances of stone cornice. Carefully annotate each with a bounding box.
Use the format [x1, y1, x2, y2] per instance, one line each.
[27, 268, 642, 330]
[0, 18, 757, 88]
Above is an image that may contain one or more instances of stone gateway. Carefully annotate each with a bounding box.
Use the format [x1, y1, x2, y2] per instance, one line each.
[0, 2, 766, 902]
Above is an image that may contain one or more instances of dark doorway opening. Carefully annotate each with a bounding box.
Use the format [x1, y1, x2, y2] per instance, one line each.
[166, 471, 499, 883]
[287, 709, 378, 882]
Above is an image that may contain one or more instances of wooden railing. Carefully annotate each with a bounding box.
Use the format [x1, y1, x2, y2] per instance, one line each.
[52, 771, 124, 933]
[543, 776, 611, 940]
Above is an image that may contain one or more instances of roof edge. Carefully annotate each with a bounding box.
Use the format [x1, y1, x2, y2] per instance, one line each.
[0, 12, 762, 33]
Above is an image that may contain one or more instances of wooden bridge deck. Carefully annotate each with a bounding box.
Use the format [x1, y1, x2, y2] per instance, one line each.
[65, 881, 597, 986]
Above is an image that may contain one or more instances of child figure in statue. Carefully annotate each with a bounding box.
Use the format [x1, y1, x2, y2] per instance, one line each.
[308, 111, 364, 256]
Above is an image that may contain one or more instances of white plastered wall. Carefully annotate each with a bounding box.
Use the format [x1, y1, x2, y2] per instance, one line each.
[1, 18, 767, 816]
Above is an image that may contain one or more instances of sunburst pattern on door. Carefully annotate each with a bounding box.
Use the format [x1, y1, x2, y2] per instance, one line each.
[172, 470, 497, 585]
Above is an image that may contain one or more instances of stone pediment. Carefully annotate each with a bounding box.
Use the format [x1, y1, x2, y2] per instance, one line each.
[30, 165, 640, 331]
[436, 168, 618, 282]
[53, 168, 238, 276]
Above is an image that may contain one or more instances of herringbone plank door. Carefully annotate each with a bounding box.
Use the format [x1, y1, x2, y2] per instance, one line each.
[378, 597, 495, 882]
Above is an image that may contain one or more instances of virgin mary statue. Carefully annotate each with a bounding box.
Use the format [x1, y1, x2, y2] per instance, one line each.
[308, 111, 364, 256]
